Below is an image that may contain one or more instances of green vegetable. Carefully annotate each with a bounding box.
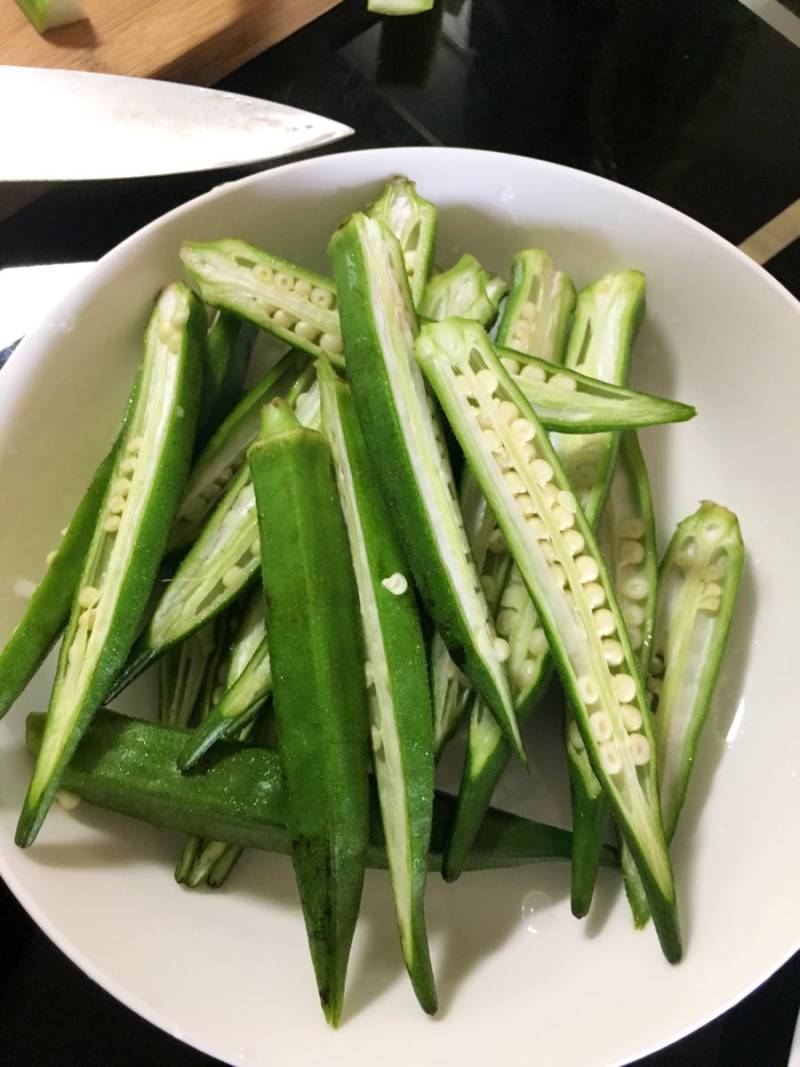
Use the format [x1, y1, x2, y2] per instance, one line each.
[24, 709, 618, 871]
[494, 249, 576, 360]
[368, 0, 434, 14]
[181, 240, 343, 367]
[16, 283, 205, 848]
[319, 360, 436, 1014]
[329, 212, 524, 762]
[421, 254, 507, 327]
[14, 0, 85, 33]
[248, 398, 370, 1027]
[367, 176, 437, 306]
[197, 310, 256, 448]
[416, 317, 681, 963]
[158, 621, 216, 729]
[0, 444, 117, 720]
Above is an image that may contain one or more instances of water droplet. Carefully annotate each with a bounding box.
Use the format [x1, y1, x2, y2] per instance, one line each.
[520, 889, 552, 934]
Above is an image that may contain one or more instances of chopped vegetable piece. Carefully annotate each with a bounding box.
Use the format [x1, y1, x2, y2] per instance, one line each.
[158, 621, 216, 729]
[368, 0, 434, 13]
[421, 254, 507, 327]
[495, 249, 576, 360]
[15, 0, 85, 33]
[197, 310, 256, 448]
[368, 176, 437, 306]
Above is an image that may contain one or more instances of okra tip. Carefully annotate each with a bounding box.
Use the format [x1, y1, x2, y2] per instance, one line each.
[259, 397, 301, 438]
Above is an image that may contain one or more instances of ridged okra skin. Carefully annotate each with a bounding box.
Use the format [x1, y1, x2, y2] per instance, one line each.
[329, 212, 524, 762]
[320, 361, 436, 1014]
[367, 175, 437, 306]
[495, 249, 576, 360]
[16, 284, 205, 848]
[417, 318, 681, 963]
[248, 399, 370, 1027]
[24, 710, 619, 872]
[0, 443, 117, 720]
[197, 310, 256, 448]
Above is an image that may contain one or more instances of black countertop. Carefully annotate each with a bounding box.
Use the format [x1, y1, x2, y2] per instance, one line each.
[1, 2, 799, 1063]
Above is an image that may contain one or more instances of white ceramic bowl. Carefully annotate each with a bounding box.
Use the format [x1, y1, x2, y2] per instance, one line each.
[0, 148, 798, 1067]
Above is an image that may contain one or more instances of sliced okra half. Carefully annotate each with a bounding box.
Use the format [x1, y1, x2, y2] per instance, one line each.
[158, 620, 217, 729]
[181, 239, 343, 367]
[494, 249, 576, 360]
[169, 347, 308, 552]
[416, 318, 681, 962]
[420, 253, 507, 327]
[197, 309, 257, 448]
[329, 212, 524, 762]
[367, 175, 437, 306]
[319, 360, 437, 1014]
[16, 283, 206, 847]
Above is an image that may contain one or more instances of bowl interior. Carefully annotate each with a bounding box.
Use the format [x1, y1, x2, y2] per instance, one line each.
[0, 147, 798, 1067]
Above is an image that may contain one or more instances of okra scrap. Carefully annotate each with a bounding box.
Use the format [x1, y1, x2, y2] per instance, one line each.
[248, 398, 370, 1027]
[158, 620, 216, 729]
[329, 212, 525, 763]
[367, 175, 437, 306]
[416, 318, 681, 962]
[319, 360, 436, 1014]
[197, 309, 256, 449]
[16, 283, 206, 847]
[421, 254, 507, 328]
[0, 442, 117, 720]
[495, 249, 576, 361]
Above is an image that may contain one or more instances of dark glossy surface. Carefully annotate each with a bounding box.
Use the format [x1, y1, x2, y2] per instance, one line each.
[1, 1, 798, 1064]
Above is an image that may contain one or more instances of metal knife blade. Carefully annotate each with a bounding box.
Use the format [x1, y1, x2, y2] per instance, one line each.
[0, 67, 353, 182]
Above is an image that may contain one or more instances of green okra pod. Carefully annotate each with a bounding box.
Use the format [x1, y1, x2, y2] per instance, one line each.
[495, 249, 576, 360]
[0, 443, 118, 720]
[420, 254, 507, 327]
[329, 212, 524, 762]
[319, 359, 436, 1014]
[197, 310, 256, 448]
[16, 283, 206, 847]
[158, 621, 217, 729]
[367, 176, 437, 306]
[248, 398, 370, 1027]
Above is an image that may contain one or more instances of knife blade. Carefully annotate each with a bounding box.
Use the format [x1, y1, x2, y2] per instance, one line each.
[0, 67, 354, 182]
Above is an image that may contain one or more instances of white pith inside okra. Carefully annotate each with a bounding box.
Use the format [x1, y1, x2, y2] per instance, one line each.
[495, 249, 576, 361]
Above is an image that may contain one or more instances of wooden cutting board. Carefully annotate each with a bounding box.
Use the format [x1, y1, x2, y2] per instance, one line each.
[0, 0, 342, 83]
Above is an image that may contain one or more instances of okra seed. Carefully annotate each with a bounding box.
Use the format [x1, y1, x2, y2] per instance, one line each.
[549, 373, 577, 392]
[167, 330, 181, 354]
[528, 517, 548, 540]
[320, 332, 343, 355]
[551, 563, 567, 588]
[563, 530, 585, 556]
[517, 659, 538, 688]
[590, 711, 612, 742]
[294, 320, 318, 341]
[621, 704, 642, 732]
[568, 719, 585, 751]
[531, 459, 553, 486]
[699, 597, 721, 615]
[104, 516, 121, 533]
[552, 506, 575, 531]
[381, 572, 408, 596]
[602, 640, 624, 667]
[45, 550, 57, 566]
[502, 584, 528, 611]
[529, 629, 547, 656]
[618, 517, 646, 540]
[541, 541, 556, 563]
[254, 263, 274, 284]
[477, 409, 492, 429]
[78, 608, 96, 629]
[476, 369, 498, 395]
[512, 321, 531, 341]
[273, 309, 297, 330]
[623, 603, 645, 627]
[497, 399, 519, 423]
[516, 493, 536, 517]
[157, 320, 173, 344]
[628, 733, 651, 766]
[584, 582, 606, 608]
[488, 529, 507, 553]
[511, 417, 536, 443]
[483, 428, 502, 453]
[651, 653, 665, 675]
[222, 566, 243, 589]
[599, 741, 622, 775]
[575, 556, 599, 584]
[522, 443, 537, 463]
[701, 522, 723, 545]
[703, 581, 722, 598]
[594, 608, 616, 636]
[274, 271, 294, 290]
[56, 790, 81, 812]
[311, 287, 334, 309]
[612, 674, 636, 703]
[121, 457, 137, 475]
[112, 478, 131, 498]
[497, 609, 516, 637]
[289, 279, 309, 299]
[618, 540, 645, 566]
[455, 376, 474, 398]
[500, 357, 520, 375]
[542, 485, 559, 510]
[519, 364, 546, 383]
[628, 626, 643, 650]
[622, 575, 649, 601]
[520, 300, 537, 322]
[577, 675, 599, 705]
[504, 471, 526, 495]
[493, 637, 510, 662]
[78, 585, 101, 609]
[557, 490, 577, 513]
[109, 496, 126, 515]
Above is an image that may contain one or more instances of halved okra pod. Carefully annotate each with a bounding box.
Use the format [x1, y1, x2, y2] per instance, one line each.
[416, 318, 681, 962]
[319, 360, 436, 1014]
[181, 239, 344, 367]
[652, 502, 743, 842]
[25, 709, 618, 872]
[158, 621, 217, 729]
[0, 442, 118, 720]
[248, 398, 370, 1027]
[495, 249, 576, 360]
[197, 310, 256, 449]
[329, 212, 525, 761]
[367, 176, 437, 306]
[170, 348, 308, 552]
[420, 254, 507, 327]
[569, 431, 658, 921]
[16, 283, 205, 847]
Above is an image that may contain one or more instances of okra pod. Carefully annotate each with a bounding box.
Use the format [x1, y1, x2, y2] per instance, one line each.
[16, 283, 205, 847]
[319, 360, 436, 1014]
[494, 249, 576, 360]
[329, 213, 524, 762]
[181, 240, 344, 367]
[248, 399, 370, 1027]
[158, 621, 217, 729]
[197, 310, 256, 448]
[0, 443, 117, 720]
[420, 254, 507, 327]
[25, 709, 618, 871]
[367, 176, 437, 306]
[416, 318, 681, 962]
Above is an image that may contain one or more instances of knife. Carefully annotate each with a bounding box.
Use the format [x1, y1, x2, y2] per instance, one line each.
[0, 67, 353, 182]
